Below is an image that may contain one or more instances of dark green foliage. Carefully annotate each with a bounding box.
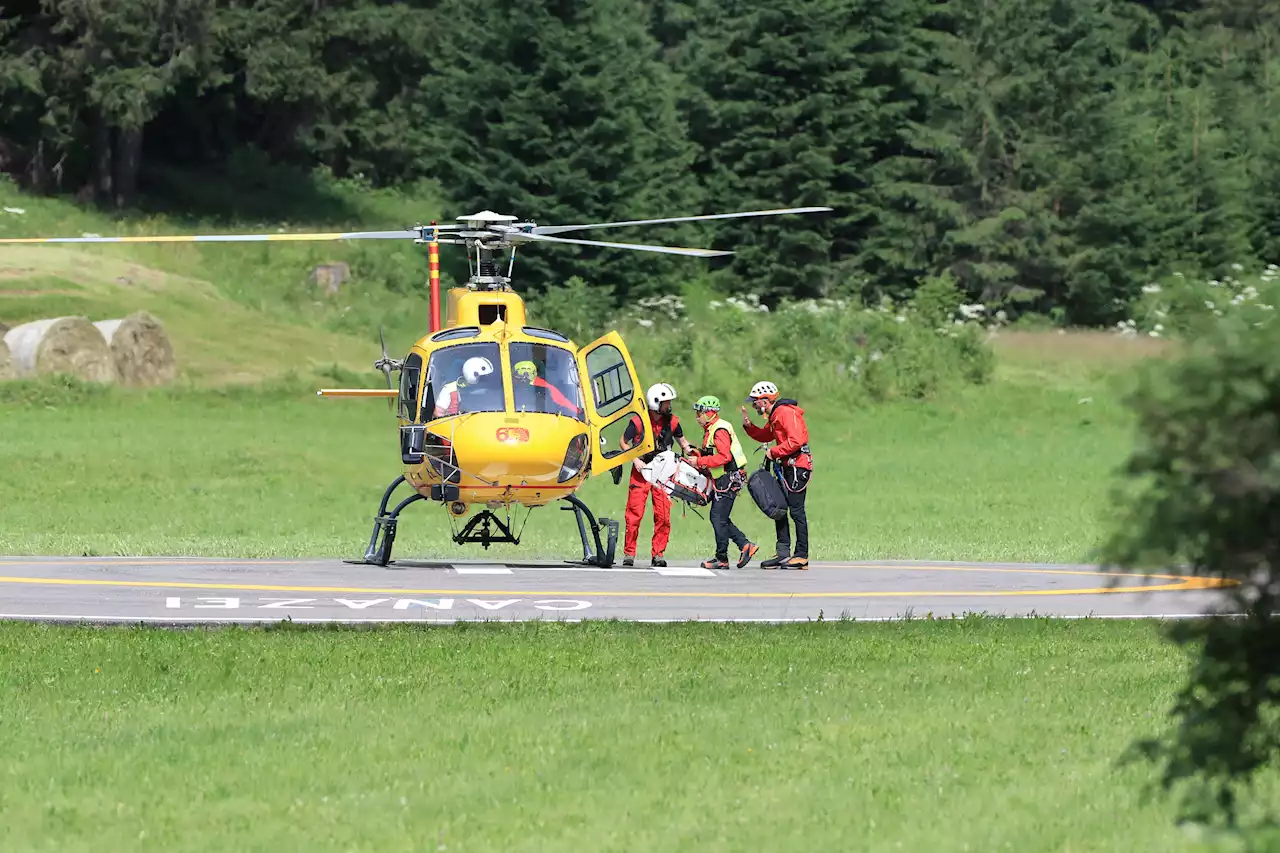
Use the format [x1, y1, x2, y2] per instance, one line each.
[0, 0, 1278, 320]
[414, 0, 705, 301]
[1101, 290, 1280, 828]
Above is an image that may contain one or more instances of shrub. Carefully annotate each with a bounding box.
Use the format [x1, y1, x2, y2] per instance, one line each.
[525, 274, 997, 410]
[1121, 262, 1279, 342]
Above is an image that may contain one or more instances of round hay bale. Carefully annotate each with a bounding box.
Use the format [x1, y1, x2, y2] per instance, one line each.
[0, 337, 15, 381]
[94, 311, 176, 387]
[2, 316, 116, 382]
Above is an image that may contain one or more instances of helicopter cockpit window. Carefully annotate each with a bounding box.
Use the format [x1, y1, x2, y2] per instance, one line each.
[421, 342, 506, 419]
[509, 342, 586, 421]
[398, 352, 423, 421]
[431, 327, 480, 342]
[523, 327, 571, 343]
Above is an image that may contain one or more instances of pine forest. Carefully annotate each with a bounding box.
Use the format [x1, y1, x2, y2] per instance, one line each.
[2, 0, 1278, 327]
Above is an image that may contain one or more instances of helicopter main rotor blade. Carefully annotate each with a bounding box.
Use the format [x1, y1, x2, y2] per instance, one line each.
[509, 232, 732, 258]
[530, 206, 833, 236]
[0, 229, 427, 245]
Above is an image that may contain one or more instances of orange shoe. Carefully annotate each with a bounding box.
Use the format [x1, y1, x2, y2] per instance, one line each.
[782, 556, 809, 570]
[737, 542, 759, 568]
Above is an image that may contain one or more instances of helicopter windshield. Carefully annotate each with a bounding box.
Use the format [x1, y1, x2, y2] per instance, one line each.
[422, 342, 507, 419]
[509, 342, 586, 421]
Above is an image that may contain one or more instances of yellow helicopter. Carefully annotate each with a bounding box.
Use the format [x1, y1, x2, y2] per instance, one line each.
[1, 205, 832, 566]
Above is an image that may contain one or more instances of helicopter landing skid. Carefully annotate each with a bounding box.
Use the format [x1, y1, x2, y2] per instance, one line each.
[347, 475, 617, 568]
[561, 494, 619, 569]
[347, 474, 426, 567]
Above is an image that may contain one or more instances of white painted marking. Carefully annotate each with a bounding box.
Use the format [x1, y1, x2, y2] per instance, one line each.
[166, 597, 180, 608]
[333, 598, 391, 609]
[453, 566, 514, 575]
[653, 566, 717, 577]
[456, 564, 651, 573]
[468, 599, 520, 610]
[194, 597, 239, 609]
[258, 598, 317, 609]
[393, 598, 454, 610]
[533, 599, 592, 611]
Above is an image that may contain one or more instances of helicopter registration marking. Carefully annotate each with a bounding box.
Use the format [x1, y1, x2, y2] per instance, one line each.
[495, 426, 530, 444]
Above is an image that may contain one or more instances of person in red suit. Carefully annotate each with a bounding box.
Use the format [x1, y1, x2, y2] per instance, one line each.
[618, 383, 694, 567]
[742, 380, 812, 569]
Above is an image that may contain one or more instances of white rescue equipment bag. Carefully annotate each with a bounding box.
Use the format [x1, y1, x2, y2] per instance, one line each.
[642, 450, 712, 506]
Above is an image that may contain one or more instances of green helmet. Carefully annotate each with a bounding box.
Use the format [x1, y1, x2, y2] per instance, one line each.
[693, 394, 721, 412]
[513, 360, 538, 382]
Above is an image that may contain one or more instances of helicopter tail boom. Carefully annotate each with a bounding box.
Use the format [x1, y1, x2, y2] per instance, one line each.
[316, 389, 398, 398]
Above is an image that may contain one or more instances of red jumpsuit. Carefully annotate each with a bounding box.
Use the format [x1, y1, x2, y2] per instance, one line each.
[622, 411, 684, 559]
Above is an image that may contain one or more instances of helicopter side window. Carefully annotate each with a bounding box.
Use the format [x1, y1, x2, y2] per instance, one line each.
[398, 352, 422, 421]
[509, 342, 586, 421]
[584, 343, 634, 418]
[421, 342, 506, 419]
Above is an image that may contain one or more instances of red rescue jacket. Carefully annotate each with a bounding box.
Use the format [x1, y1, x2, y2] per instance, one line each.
[744, 399, 812, 470]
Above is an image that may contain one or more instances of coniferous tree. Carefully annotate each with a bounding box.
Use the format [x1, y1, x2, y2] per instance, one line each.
[419, 0, 705, 302]
[679, 0, 930, 305]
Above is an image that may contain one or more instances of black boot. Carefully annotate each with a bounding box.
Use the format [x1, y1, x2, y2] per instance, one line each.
[761, 552, 788, 569]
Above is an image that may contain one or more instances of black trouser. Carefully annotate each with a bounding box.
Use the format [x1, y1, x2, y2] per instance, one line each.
[710, 472, 749, 561]
[775, 466, 810, 559]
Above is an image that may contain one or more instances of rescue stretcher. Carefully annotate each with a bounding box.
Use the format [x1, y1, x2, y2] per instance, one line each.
[639, 450, 712, 506]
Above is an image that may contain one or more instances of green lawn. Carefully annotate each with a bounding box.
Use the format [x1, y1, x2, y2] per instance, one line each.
[0, 359, 1137, 563]
[1, 618, 1263, 853]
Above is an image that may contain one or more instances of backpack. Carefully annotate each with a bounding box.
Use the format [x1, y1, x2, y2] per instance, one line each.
[748, 462, 788, 520]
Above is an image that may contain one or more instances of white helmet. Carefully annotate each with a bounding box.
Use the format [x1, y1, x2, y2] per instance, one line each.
[646, 382, 677, 411]
[462, 356, 494, 384]
[748, 380, 778, 400]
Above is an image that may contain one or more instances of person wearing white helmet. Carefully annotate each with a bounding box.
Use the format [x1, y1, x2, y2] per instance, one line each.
[615, 381, 694, 567]
[433, 355, 495, 417]
[742, 379, 812, 569]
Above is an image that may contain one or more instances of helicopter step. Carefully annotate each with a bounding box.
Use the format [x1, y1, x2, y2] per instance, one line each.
[347, 475, 620, 568]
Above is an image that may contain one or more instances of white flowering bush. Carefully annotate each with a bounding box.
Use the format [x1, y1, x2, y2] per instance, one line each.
[1123, 263, 1279, 340]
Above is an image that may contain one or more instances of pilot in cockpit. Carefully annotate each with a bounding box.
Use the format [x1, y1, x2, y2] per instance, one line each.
[433, 356, 497, 417]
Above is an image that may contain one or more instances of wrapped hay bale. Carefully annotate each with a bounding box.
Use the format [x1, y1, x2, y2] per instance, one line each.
[0, 336, 14, 380]
[2, 316, 116, 382]
[94, 311, 176, 387]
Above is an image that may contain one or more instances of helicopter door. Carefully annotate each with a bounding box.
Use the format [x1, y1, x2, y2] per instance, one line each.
[575, 331, 655, 476]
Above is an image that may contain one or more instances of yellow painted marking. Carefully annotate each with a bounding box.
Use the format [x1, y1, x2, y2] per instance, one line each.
[0, 565, 1235, 598]
[0, 558, 1236, 581]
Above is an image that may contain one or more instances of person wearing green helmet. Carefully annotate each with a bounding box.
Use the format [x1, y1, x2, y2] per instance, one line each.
[512, 358, 581, 418]
[688, 394, 759, 569]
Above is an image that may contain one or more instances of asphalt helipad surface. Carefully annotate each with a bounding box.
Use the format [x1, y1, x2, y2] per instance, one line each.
[0, 556, 1238, 624]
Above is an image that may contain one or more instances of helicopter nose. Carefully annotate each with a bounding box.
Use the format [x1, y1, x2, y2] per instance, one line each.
[439, 413, 588, 486]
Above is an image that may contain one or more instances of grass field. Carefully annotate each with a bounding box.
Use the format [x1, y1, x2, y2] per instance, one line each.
[4, 618, 1273, 853]
[0, 346, 1142, 563]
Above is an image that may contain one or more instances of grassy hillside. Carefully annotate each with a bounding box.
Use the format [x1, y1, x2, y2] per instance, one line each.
[1, 170, 458, 384]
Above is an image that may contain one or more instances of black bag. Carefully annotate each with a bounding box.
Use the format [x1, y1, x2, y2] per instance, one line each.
[748, 464, 788, 520]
